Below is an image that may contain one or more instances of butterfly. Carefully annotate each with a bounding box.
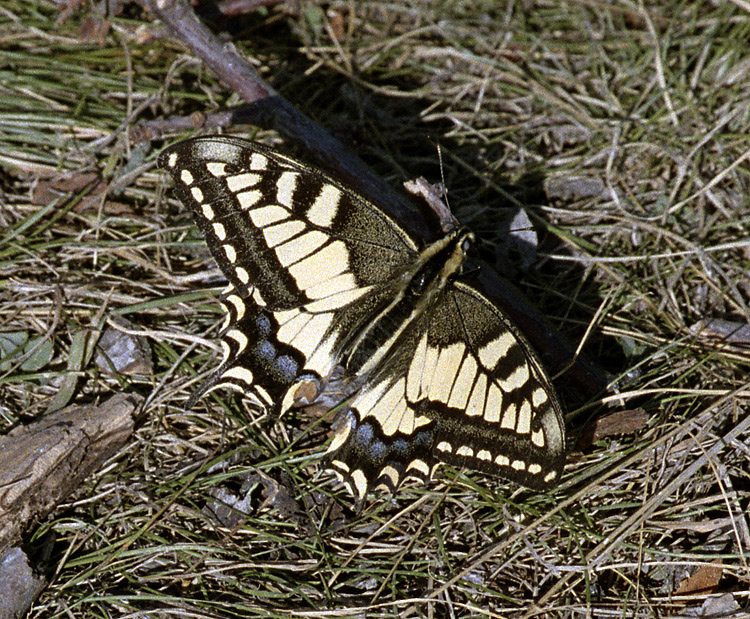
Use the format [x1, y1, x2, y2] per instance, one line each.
[159, 136, 565, 502]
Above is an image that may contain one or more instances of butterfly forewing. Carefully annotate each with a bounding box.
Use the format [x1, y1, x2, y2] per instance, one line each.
[159, 136, 566, 503]
[160, 137, 419, 413]
[161, 137, 418, 309]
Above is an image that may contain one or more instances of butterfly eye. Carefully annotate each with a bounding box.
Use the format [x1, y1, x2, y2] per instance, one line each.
[410, 272, 429, 294]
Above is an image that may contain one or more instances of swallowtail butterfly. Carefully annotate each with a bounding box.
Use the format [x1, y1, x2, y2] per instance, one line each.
[159, 136, 565, 502]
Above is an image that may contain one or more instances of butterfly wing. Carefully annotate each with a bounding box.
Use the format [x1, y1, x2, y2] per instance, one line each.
[160, 136, 566, 502]
[326, 278, 565, 500]
[159, 137, 419, 413]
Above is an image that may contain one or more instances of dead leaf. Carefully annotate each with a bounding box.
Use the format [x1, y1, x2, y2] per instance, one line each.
[577, 408, 649, 449]
[675, 559, 723, 596]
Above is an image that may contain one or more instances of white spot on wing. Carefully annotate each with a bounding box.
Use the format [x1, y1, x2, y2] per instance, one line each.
[326, 418, 353, 454]
[437, 441, 452, 453]
[407, 332, 429, 402]
[237, 190, 263, 210]
[220, 340, 231, 364]
[332, 459, 349, 473]
[255, 385, 273, 406]
[406, 459, 430, 476]
[206, 162, 227, 176]
[465, 373, 487, 418]
[249, 153, 267, 170]
[351, 469, 368, 500]
[533, 386, 549, 408]
[226, 172, 261, 192]
[499, 362, 530, 393]
[447, 354, 477, 410]
[531, 427, 545, 447]
[205, 382, 264, 407]
[251, 288, 266, 307]
[225, 328, 248, 353]
[287, 240, 349, 285]
[307, 184, 341, 227]
[275, 308, 309, 342]
[379, 465, 400, 488]
[305, 331, 338, 375]
[430, 343, 465, 402]
[246, 205, 288, 228]
[350, 381, 389, 418]
[397, 404, 415, 435]
[304, 283, 370, 312]
[213, 223, 226, 241]
[221, 366, 254, 385]
[180, 170, 194, 185]
[279, 311, 334, 360]
[305, 272, 359, 301]
[264, 220, 306, 251]
[414, 415, 430, 429]
[500, 402, 517, 430]
[235, 266, 250, 284]
[276, 171, 298, 207]
[374, 380, 408, 436]
[225, 294, 246, 320]
[485, 384, 503, 423]
[478, 332, 514, 369]
[516, 401, 532, 435]
[274, 230, 328, 266]
[420, 343, 440, 400]
[191, 187, 203, 202]
[305, 273, 360, 307]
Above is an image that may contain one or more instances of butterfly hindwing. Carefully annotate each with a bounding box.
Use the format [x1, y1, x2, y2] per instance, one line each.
[160, 136, 566, 502]
[326, 278, 565, 500]
[420, 281, 565, 488]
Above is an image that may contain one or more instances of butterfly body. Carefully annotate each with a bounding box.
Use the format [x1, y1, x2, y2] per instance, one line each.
[159, 136, 565, 501]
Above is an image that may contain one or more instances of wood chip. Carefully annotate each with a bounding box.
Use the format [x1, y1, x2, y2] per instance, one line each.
[0, 393, 141, 551]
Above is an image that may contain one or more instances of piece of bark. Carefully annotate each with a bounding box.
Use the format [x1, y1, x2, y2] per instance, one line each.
[94, 317, 153, 376]
[689, 318, 750, 345]
[0, 547, 47, 619]
[0, 393, 141, 552]
[675, 559, 723, 596]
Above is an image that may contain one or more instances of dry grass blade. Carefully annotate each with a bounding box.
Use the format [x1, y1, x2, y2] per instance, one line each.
[1, 0, 749, 618]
